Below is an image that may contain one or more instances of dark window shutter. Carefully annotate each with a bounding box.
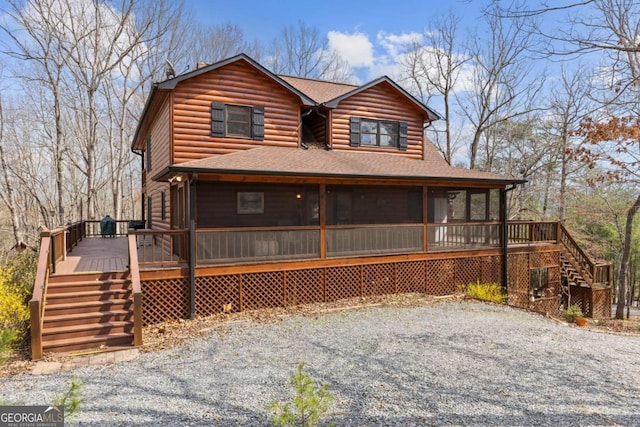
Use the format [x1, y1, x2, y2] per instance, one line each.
[146, 135, 152, 171]
[398, 121, 408, 151]
[349, 116, 361, 147]
[211, 102, 226, 136]
[252, 106, 265, 140]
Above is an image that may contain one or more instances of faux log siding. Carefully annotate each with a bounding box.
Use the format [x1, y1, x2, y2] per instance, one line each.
[148, 99, 171, 178]
[147, 180, 171, 231]
[331, 82, 425, 159]
[172, 62, 302, 162]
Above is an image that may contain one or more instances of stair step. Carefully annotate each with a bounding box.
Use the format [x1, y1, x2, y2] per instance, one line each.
[43, 321, 133, 340]
[46, 289, 131, 304]
[47, 279, 131, 294]
[44, 299, 132, 316]
[43, 310, 133, 327]
[49, 271, 129, 284]
[42, 332, 134, 354]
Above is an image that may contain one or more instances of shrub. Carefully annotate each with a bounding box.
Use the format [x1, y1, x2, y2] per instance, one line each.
[0, 251, 36, 349]
[464, 281, 506, 303]
[52, 376, 83, 425]
[561, 304, 583, 322]
[268, 362, 334, 427]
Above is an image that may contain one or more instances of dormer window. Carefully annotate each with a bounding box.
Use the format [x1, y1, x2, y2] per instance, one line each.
[350, 116, 408, 150]
[211, 102, 264, 140]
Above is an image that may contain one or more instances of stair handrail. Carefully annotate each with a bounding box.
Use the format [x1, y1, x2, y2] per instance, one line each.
[30, 226, 52, 360]
[127, 232, 143, 346]
[558, 223, 614, 287]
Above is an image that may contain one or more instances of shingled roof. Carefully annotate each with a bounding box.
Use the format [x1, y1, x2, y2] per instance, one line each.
[154, 146, 524, 185]
[278, 75, 357, 104]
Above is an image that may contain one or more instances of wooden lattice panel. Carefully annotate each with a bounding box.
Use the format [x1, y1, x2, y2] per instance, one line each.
[242, 271, 284, 310]
[455, 257, 482, 287]
[531, 296, 561, 314]
[569, 286, 591, 317]
[426, 259, 455, 295]
[591, 288, 611, 318]
[285, 269, 324, 306]
[508, 254, 530, 294]
[397, 261, 426, 293]
[481, 256, 502, 284]
[142, 278, 189, 326]
[363, 263, 395, 296]
[539, 251, 560, 267]
[195, 274, 240, 316]
[326, 265, 361, 302]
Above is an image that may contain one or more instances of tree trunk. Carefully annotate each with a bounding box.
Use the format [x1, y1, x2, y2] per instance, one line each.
[615, 193, 640, 319]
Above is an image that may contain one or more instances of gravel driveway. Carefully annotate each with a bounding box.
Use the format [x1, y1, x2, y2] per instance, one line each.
[2, 301, 640, 426]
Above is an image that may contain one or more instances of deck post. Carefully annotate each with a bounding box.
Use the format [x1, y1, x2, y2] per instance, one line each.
[319, 184, 326, 259]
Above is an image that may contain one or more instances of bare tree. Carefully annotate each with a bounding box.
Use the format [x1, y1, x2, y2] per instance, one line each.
[460, 2, 545, 169]
[269, 20, 355, 83]
[399, 12, 469, 164]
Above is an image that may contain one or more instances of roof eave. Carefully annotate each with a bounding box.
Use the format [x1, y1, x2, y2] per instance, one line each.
[157, 53, 317, 107]
[155, 164, 526, 186]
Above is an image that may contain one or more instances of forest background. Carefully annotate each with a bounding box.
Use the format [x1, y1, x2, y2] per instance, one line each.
[0, 0, 639, 318]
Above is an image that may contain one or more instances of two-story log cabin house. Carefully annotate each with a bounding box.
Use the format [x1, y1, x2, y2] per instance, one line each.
[128, 52, 594, 324]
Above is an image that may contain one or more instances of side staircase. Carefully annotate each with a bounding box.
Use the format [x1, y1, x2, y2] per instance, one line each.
[556, 224, 613, 318]
[42, 272, 135, 354]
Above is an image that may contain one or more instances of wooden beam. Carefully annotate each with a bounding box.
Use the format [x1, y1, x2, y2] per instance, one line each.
[319, 183, 327, 259]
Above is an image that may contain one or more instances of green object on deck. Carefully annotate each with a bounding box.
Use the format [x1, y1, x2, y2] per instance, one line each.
[100, 215, 116, 237]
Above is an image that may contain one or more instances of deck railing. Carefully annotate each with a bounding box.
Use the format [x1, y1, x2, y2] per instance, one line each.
[427, 222, 501, 250]
[127, 233, 143, 346]
[84, 219, 133, 237]
[507, 221, 558, 243]
[196, 227, 320, 265]
[30, 227, 52, 360]
[327, 224, 423, 257]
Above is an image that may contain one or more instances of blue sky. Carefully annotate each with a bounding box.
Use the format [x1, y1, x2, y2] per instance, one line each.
[186, 0, 489, 82]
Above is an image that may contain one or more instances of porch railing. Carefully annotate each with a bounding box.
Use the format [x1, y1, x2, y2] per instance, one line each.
[135, 229, 189, 266]
[127, 233, 143, 346]
[507, 221, 558, 243]
[327, 224, 423, 257]
[427, 222, 501, 250]
[196, 227, 320, 265]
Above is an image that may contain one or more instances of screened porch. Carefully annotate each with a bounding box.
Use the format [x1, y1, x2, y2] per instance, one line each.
[190, 182, 509, 265]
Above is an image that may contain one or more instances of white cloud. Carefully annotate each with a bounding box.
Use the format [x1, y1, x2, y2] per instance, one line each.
[327, 31, 374, 68]
[376, 31, 423, 58]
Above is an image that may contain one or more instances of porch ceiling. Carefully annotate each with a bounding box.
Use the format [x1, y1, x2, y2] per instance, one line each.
[153, 146, 526, 185]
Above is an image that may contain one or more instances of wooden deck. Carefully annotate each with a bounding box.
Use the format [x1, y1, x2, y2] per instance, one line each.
[52, 236, 185, 275]
[53, 237, 128, 274]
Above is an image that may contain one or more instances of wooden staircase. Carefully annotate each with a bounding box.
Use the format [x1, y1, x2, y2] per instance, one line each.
[41, 272, 135, 354]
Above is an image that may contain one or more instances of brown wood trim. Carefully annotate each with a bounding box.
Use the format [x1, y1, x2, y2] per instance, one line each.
[507, 243, 563, 254]
[319, 183, 327, 259]
[195, 173, 508, 188]
[326, 223, 422, 229]
[422, 184, 428, 253]
[193, 248, 513, 276]
[128, 234, 143, 346]
[139, 267, 190, 281]
[197, 225, 320, 232]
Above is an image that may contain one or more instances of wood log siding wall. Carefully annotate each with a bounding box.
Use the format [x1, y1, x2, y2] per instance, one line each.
[148, 99, 171, 177]
[171, 62, 302, 162]
[330, 82, 425, 159]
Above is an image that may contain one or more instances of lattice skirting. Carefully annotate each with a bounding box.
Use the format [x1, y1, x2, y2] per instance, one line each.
[569, 286, 611, 319]
[141, 251, 585, 325]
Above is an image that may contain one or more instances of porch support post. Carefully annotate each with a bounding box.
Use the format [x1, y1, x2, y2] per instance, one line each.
[189, 172, 198, 319]
[422, 185, 428, 253]
[319, 183, 327, 259]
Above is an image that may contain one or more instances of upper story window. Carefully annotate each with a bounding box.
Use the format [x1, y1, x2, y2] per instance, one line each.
[211, 102, 264, 140]
[350, 117, 408, 151]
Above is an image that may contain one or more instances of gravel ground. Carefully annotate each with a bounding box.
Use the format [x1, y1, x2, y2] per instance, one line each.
[2, 301, 640, 426]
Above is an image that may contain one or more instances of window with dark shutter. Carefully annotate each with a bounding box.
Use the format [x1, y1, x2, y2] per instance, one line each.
[161, 191, 166, 221]
[351, 116, 406, 150]
[145, 135, 152, 171]
[211, 103, 264, 139]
